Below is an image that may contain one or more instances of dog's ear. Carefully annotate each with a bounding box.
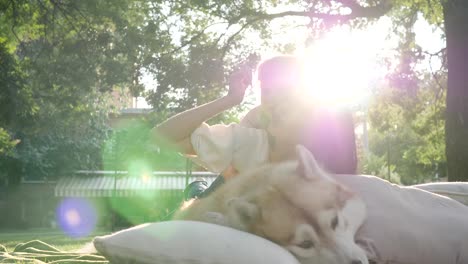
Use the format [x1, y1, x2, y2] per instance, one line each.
[226, 197, 259, 229]
[337, 185, 355, 208]
[295, 145, 326, 180]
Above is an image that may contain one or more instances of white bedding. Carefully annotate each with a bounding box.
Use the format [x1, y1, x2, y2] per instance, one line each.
[334, 174, 468, 264]
[413, 182, 468, 206]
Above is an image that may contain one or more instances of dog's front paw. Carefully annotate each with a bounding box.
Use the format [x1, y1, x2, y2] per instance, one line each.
[203, 211, 227, 226]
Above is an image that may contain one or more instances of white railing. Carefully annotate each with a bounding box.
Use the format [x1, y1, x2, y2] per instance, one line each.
[22, 170, 218, 184]
[74, 170, 218, 177]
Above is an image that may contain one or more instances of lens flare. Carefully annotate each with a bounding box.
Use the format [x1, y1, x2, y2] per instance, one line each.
[56, 198, 97, 238]
[142, 172, 150, 183]
[298, 28, 385, 108]
[65, 208, 81, 227]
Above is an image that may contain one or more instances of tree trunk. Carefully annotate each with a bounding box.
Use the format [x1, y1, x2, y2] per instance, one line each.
[443, 0, 468, 181]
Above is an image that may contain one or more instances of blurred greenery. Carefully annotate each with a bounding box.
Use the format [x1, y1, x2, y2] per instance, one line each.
[359, 73, 446, 184]
[0, 0, 260, 183]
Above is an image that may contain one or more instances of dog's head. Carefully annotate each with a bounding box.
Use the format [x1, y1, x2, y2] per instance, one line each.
[225, 145, 368, 264]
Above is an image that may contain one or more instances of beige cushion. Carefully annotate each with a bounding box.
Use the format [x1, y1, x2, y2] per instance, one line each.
[334, 174, 468, 264]
[413, 182, 468, 206]
[93, 220, 300, 264]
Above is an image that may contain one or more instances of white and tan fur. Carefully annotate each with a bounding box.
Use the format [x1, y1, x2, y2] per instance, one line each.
[173, 145, 368, 264]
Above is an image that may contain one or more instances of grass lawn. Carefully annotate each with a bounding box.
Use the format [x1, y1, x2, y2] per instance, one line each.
[0, 228, 110, 252]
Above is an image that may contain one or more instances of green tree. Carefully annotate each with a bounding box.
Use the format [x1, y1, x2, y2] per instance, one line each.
[366, 73, 446, 184]
[443, 1, 468, 182]
[0, 0, 133, 181]
[0, 0, 261, 182]
[2, 2, 153, 179]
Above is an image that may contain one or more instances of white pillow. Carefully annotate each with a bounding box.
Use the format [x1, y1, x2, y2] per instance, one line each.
[333, 174, 468, 264]
[412, 182, 468, 206]
[93, 220, 300, 264]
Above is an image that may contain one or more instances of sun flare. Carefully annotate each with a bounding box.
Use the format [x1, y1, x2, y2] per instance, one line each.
[298, 28, 385, 108]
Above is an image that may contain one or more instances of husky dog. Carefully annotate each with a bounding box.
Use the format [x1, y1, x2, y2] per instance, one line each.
[173, 145, 368, 264]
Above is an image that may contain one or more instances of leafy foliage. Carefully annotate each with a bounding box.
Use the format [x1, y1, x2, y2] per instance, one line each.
[360, 152, 402, 184]
[0, 0, 265, 183]
[0, 128, 19, 156]
[366, 73, 446, 184]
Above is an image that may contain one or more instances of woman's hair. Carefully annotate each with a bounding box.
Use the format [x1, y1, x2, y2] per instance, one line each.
[300, 107, 358, 175]
[257, 55, 303, 88]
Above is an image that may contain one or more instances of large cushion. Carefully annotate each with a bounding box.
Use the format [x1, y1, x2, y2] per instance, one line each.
[413, 182, 468, 206]
[94, 220, 300, 264]
[334, 174, 468, 264]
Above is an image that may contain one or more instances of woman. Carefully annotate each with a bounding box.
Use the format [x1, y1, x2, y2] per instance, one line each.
[152, 55, 357, 199]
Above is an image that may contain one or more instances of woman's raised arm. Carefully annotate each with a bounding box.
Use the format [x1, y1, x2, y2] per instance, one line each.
[151, 68, 251, 154]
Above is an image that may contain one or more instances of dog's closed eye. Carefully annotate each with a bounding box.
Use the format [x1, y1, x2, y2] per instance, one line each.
[331, 215, 339, 230]
[298, 240, 314, 249]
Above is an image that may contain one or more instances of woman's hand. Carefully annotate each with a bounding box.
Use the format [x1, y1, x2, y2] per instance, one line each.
[152, 64, 253, 154]
[227, 66, 252, 105]
[152, 68, 250, 151]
